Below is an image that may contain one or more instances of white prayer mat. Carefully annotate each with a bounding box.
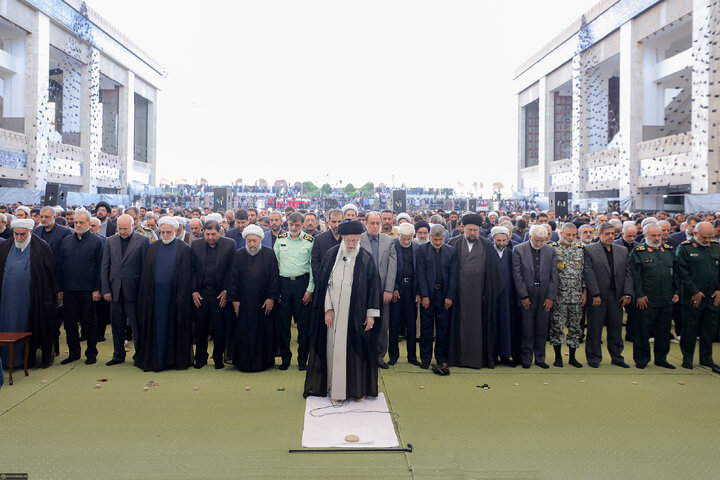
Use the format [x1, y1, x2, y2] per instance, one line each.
[301, 393, 399, 448]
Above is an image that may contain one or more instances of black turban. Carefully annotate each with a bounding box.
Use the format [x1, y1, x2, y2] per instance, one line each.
[414, 221, 430, 232]
[461, 214, 483, 227]
[337, 220, 365, 235]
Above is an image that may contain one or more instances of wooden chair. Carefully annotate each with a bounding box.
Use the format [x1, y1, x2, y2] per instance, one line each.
[0, 332, 32, 385]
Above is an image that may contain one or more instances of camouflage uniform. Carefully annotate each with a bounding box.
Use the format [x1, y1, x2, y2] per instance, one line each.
[549, 241, 585, 348]
[135, 224, 158, 243]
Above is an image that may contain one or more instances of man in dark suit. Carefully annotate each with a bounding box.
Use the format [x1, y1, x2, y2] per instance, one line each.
[389, 222, 420, 366]
[416, 225, 457, 374]
[512, 225, 558, 369]
[667, 215, 700, 247]
[614, 222, 640, 341]
[33, 206, 72, 263]
[191, 219, 236, 369]
[583, 222, 633, 368]
[101, 214, 150, 365]
[225, 209, 249, 249]
[310, 209, 343, 283]
[95, 201, 117, 238]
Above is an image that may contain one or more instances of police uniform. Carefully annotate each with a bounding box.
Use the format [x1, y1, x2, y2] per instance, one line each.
[676, 238, 720, 370]
[274, 231, 314, 370]
[549, 241, 585, 365]
[629, 242, 677, 368]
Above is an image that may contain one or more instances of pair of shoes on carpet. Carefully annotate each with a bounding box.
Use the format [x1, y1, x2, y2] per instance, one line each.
[193, 360, 207, 369]
[535, 361, 549, 369]
[408, 359, 421, 367]
[279, 359, 291, 370]
[612, 361, 630, 368]
[431, 362, 450, 376]
[588, 362, 599, 368]
[60, 356, 80, 365]
[378, 362, 390, 369]
[420, 362, 430, 369]
[106, 358, 124, 366]
[700, 362, 720, 374]
[654, 361, 676, 370]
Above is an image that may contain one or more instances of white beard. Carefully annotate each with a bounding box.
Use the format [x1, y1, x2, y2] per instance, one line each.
[161, 234, 176, 245]
[340, 241, 359, 260]
[14, 238, 30, 250]
[414, 238, 429, 245]
[289, 230, 301, 238]
[581, 238, 592, 245]
[246, 245, 260, 256]
[531, 242, 544, 250]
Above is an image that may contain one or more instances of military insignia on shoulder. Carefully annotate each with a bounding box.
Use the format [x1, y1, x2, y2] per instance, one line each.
[575, 243, 584, 248]
[711, 239, 719, 244]
[557, 262, 565, 270]
[303, 233, 314, 242]
[278, 233, 288, 238]
[550, 241, 558, 246]
[663, 243, 674, 249]
[681, 240, 691, 245]
[635, 245, 646, 251]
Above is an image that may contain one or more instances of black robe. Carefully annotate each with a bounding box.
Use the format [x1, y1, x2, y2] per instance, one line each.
[135, 239, 194, 371]
[447, 235, 503, 369]
[492, 244, 521, 364]
[227, 246, 279, 372]
[0, 236, 58, 367]
[304, 246, 380, 399]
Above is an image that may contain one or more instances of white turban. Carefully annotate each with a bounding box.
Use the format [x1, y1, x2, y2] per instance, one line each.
[488, 211, 498, 218]
[175, 216, 187, 227]
[206, 213, 223, 223]
[396, 213, 412, 223]
[242, 224, 264, 239]
[11, 218, 34, 230]
[342, 203, 358, 215]
[491, 226, 510, 238]
[158, 216, 180, 229]
[641, 217, 657, 227]
[397, 222, 415, 236]
[16, 205, 30, 216]
[53, 206, 64, 215]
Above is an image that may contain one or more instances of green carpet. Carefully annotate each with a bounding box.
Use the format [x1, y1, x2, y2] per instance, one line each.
[2, 330, 720, 479]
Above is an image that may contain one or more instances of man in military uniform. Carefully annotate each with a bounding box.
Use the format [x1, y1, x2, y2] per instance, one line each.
[126, 207, 158, 243]
[675, 221, 720, 373]
[630, 223, 678, 369]
[274, 212, 314, 370]
[549, 222, 586, 368]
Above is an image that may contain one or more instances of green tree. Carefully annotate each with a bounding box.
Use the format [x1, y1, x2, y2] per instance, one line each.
[343, 183, 356, 195]
[302, 181, 317, 193]
[321, 183, 332, 194]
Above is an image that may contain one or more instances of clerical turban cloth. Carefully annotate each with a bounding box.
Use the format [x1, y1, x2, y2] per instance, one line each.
[242, 224, 264, 239]
[337, 220, 364, 235]
[159, 216, 180, 229]
[11, 218, 34, 230]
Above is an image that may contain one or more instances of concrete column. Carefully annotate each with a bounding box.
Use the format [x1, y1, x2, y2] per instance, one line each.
[516, 96, 525, 191]
[80, 47, 100, 193]
[571, 53, 588, 202]
[24, 10, 50, 190]
[62, 65, 81, 138]
[118, 70, 134, 188]
[618, 21, 643, 204]
[147, 96, 157, 186]
[691, 0, 720, 194]
[538, 76, 553, 194]
[4, 38, 26, 122]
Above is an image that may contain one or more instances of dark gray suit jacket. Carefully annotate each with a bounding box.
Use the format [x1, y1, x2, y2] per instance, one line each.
[512, 242, 558, 303]
[583, 241, 633, 299]
[101, 232, 150, 302]
[360, 232, 397, 293]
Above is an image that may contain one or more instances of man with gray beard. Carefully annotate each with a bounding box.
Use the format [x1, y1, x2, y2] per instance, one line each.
[227, 225, 279, 372]
[629, 223, 678, 369]
[0, 219, 58, 368]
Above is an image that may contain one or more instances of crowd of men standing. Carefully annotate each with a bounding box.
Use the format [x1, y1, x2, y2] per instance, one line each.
[1, 200, 720, 392]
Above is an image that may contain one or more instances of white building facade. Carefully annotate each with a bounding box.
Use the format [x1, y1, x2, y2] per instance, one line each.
[515, 0, 719, 211]
[0, 0, 162, 194]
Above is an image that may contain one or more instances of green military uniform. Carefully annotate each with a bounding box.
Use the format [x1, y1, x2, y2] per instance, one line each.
[549, 241, 585, 349]
[136, 224, 158, 243]
[676, 238, 720, 367]
[274, 231, 314, 369]
[629, 242, 677, 367]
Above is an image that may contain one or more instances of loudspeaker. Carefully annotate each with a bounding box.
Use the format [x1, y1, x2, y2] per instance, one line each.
[549, 191, 569, 218]
[468, 198, 477, 212]
[44, 183, 68, 209]
[392, 190, 407, 213]
[214, 187, 229, 211]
